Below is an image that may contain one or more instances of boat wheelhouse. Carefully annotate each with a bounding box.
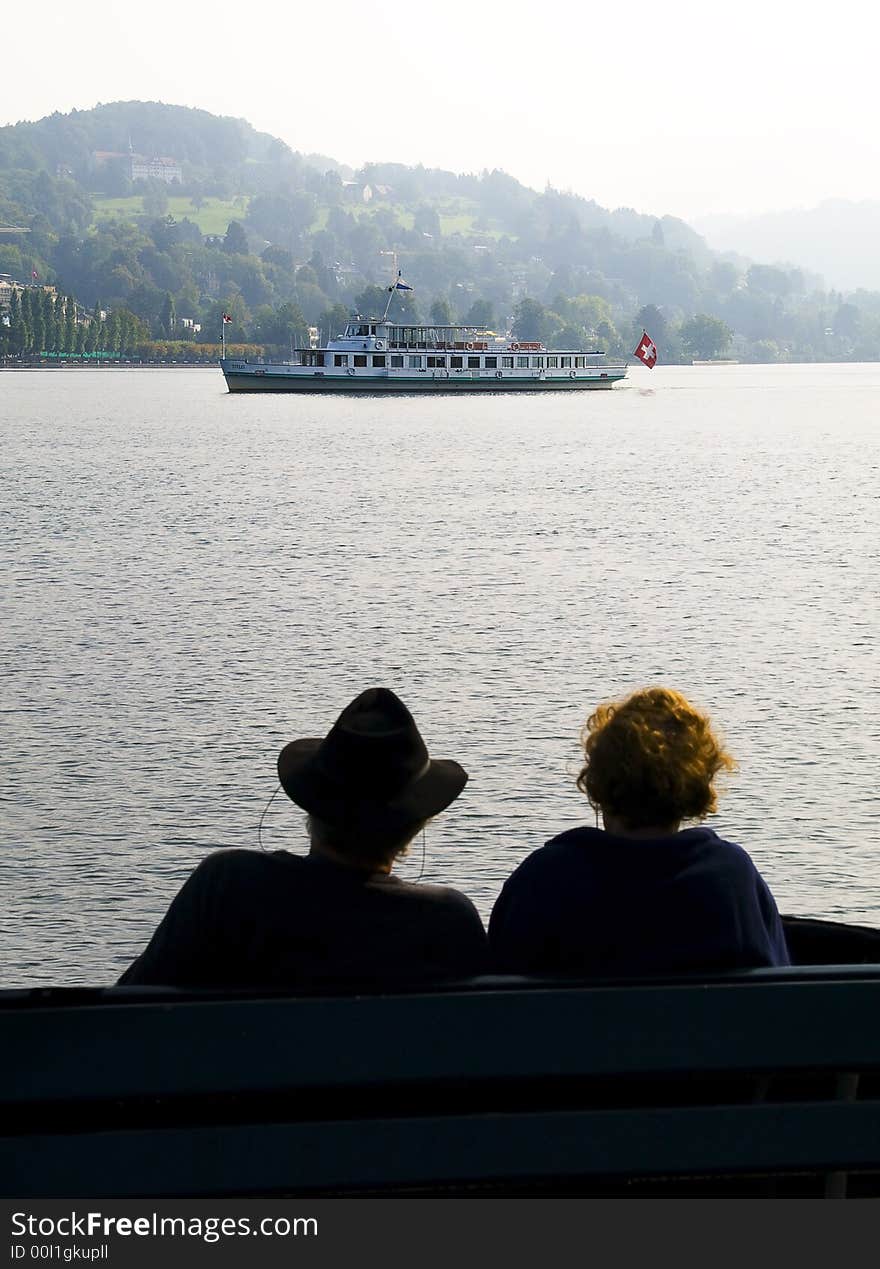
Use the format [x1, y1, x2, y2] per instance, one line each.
[220, 316, 628, 393]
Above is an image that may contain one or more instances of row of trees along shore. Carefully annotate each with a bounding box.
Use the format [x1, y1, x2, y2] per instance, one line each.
[0, 282, 735, 364]
[0, 286, 261, 360]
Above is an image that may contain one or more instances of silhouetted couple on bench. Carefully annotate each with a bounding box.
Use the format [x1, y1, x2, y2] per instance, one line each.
[119, 684, 795, 988]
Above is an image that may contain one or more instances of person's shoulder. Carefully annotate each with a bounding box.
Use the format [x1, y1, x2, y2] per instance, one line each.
[190, 849, 303, 884]
[502, 826, 595, 882]
[393, 877, 478, 911]
[686, 828, 766, 877]
[388, 878, 486, 928]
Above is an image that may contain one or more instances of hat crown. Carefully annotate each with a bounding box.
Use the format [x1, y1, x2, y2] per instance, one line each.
[276, 687, 467, 832]
[314, 688, 430, 798]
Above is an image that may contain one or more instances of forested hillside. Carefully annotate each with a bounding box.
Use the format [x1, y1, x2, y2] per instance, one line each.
[2, 100, 879, 363]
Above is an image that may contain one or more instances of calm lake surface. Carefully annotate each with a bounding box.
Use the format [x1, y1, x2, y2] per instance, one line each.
[3, 363, 879, 986]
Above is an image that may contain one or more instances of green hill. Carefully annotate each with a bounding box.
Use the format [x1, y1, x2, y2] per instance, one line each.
[1, 100, 878, 363]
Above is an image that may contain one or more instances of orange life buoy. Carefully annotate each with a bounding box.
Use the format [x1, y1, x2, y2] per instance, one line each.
[510, 342, 520, 351]
[465, 342, 474, 350]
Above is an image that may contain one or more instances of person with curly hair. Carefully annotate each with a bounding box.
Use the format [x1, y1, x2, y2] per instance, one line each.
[489, 687, 789, 976]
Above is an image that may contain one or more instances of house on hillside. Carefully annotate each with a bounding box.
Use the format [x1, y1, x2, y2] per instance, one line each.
[129, 155, 182, 185]
[0, 276, 53, 312]
[342, 182, 373, 204]
[0, 277, 21, 313]
[91, 149, 182, 185]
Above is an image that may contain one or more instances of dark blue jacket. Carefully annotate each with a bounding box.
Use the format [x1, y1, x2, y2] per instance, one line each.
[489, 825, 790, 976]
[118, 849, 488, 988]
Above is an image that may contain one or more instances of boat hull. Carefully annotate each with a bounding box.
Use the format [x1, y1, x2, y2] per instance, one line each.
[221, 365, 625, 393]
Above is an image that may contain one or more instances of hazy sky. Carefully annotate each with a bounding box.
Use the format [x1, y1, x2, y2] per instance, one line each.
[3, 0, 877, 222]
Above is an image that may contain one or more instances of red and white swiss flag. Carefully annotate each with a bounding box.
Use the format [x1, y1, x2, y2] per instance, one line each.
[633, 329, 657, 369]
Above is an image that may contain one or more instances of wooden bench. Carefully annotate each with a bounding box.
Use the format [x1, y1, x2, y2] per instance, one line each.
[3, 965, 880, 1198]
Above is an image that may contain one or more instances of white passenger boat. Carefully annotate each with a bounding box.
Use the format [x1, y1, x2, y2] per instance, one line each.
[220, 317, 628, 394]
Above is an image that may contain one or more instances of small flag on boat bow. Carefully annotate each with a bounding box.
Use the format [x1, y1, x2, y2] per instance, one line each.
[222, 313, 233, 324]
[633, 330, 657, 368]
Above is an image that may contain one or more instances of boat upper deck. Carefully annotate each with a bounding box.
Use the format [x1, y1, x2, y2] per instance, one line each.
[330, 319, 527, 352]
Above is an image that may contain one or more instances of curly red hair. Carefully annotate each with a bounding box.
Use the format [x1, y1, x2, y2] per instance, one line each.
[576, 687, 736, 829]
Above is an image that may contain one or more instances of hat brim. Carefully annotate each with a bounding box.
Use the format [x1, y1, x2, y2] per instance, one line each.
[278, 737, 467, 830]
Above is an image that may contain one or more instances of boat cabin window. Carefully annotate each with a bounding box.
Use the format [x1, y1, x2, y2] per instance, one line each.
[391, 355, 403, 368]
[575, 356, 584, 368]
[334, 354, 348, 367]
[369, 326, 376, 335]
[427, 356, 446, 368]
[468, 356, 480, 369]
[356, 325, 369, 337]
[354, 354, 367, 367]
[560, 356, 572, 368]
[485, 356, 497, 369]
[502, 356, 514, 369]
[531, 356, 542, 369]
[547, 356, 558, 368]
[516, 356, 529, 369]
[372, 355, 386, 367]
[408, 355, 423, 369]
[450, 356, 463, 369]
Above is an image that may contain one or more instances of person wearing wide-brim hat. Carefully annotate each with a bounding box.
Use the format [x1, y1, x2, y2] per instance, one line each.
[118, 688, 488, 988]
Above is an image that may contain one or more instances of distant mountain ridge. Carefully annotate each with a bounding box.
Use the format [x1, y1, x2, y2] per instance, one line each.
[0, 99, 346, 178]
[694, 200, 880, 292]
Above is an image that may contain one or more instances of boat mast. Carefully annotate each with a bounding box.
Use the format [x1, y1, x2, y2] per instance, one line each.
[380, 250, 399, 322]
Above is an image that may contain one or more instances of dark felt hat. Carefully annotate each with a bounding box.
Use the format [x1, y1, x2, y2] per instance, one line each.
[277, 688, 467, 831]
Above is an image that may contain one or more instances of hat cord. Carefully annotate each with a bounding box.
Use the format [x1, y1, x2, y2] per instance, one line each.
[258, 782, 283, 851]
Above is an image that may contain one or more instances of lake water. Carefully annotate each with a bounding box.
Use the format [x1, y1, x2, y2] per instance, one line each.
[3, 363, 879, 986]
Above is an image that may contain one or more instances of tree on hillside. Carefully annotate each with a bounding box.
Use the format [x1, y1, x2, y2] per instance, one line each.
[30, 301, 45, 354]
[159, 292, 176, 337]
[223, 221, 249, 255]
[63, 296, 77, 353]
[833, 302, 861, 338]
[551, 323, 586, 349]
[353, 285, 388, 317]
[430, 297, 452, 325]
[318, 304, 350, 341]
[710, 261, 740, 294]
[679, 314, 732, 361]
[200, 296, 249, 343]
[142, 182, 169, 219]
[354, 283, 419, 322]
[747, 264, 792, 298]
[463, 299, 495, 328]
[41, 290, 58, 352]
[262, 244, 294, 271]
[634, 304, 667, 344]
[6, 289, 26, 354]
[512, 297, 549, 342]
[254, 300, 308, 350]
[414, 205, 441, 238]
